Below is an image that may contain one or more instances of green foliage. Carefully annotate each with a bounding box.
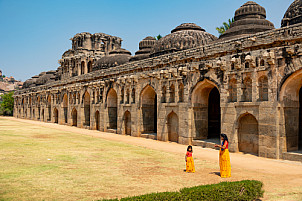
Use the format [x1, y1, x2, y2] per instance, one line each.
[154, 34, 162, 40]
[0, 91, 14, 116]
[216, 18, 234, 35]
[102, 180, 264, 201]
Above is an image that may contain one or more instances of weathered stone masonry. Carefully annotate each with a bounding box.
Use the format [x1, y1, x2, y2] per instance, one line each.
[14, 1, 302, 162]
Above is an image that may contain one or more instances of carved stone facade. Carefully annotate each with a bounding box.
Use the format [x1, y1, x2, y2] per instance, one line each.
[14, 1, 302, 162]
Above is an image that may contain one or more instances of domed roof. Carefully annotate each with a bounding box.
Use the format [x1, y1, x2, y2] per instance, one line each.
[130, 36, 156, 62]
[150, 23, 217, 57]
[94, 48, 131, 69]
[282, 0, 302, 27]
[219, 1, 275, 41]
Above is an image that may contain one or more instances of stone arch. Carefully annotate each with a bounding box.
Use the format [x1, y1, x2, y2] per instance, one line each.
[95, 110, 100, 130]
[53, 108, 58, 123]
[260, 59, 265, 66]
[71, 108, 77, 127]
[107, 88, 117, 129]
[63, 93, 68, 124]
[238, 113, 259, 155]
[124, 110, 131, 135]
[191, 79, 220, 139]
[41, 109, 44, 121]
[140, 85, 157, 134]
[131, 88, 136, 103]
[167, 111, 179, 142]
[83, 91, 90, 126]
[279, 69, 302, 151]
[245, 62, 250, 69]
[161, 85, 166, 103]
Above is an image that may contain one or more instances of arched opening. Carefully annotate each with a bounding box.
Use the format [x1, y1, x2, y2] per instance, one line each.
[141, 85, 157, 134]
[167, 112, 179, 142]
[107, 88, 117, 129]
[53, 108, 58, 123]
[84, 91, 90, 126]
[124, 111, 131, 135]
[170, 84, 175, 103]
[81, 61, 85, 75]
[161, 86, 166, 103]
[238, 114, 259, 155]
[47, 95, 51, 121]
[242, 77, 252, 102]
[41, 109, 44, 121]
[179, 83, 184, 102]
[87, 61, 92, 73]
[245, 62, 250, 69]
[191, 80, 220, 140]
[208, 88, 221, 139]
[33, 109, 35, 119]
[228, 78, 237, 102]
[95, 110, 100, 130]
[71, 108, 77, 127]
[131, 88, 136, 103]
[260, 59, 265, 66]
[63, 94, 68, 124]
[258, 76, 268, 101]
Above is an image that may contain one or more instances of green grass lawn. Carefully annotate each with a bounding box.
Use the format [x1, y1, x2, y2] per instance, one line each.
[0, 118, 216, 200]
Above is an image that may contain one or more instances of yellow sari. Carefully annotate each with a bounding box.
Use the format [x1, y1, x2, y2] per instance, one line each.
[186, 155, 195, 173]
[219, 142, 231, 178]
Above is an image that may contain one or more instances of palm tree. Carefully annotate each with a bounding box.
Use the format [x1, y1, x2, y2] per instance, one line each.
[216, 18, 234, 35]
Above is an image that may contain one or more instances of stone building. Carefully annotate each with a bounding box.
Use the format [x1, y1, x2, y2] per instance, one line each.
[14, 1, 302, 162]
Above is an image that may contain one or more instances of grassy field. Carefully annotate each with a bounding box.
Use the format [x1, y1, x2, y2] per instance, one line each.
[0, 118, 219, 200]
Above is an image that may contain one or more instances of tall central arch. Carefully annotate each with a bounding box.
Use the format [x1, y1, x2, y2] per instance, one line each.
[191, 80, 221, 140]
[83, 91, 90, 126]
[63, 94, 68, 124]
[141, 85, 157, 134]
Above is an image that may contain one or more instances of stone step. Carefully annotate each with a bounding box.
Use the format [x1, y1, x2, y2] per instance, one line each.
[283, 151, 302, 162]
[141, 133, 157, 140]
[106, 129, 117, 134]
[192, 139, 220, 150]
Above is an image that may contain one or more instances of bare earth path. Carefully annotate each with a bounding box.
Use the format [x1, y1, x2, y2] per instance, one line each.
[1, 116, 302, 200]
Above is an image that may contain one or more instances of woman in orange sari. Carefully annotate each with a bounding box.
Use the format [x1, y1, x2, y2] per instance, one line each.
[215, 134, 231, 178]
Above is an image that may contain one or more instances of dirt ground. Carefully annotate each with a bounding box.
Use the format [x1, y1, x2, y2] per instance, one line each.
[1, 116, 302, 200]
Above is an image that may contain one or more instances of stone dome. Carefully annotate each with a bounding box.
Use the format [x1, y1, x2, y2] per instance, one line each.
[94, 48, 131, 69]
[130, 36, 156, 62]
[282, 0, 302, 27]
[219, 1, 275, 41]
[150, 23, 217, 57]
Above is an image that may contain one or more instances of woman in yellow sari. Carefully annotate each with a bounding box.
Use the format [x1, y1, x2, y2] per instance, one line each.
[215, 134, 231, 178]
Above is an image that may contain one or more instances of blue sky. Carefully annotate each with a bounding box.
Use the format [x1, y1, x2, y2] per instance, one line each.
[0, 0, 294, 81]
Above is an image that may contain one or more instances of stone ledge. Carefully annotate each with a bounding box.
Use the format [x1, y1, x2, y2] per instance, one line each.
[192, 138, 220, 150]
[140, 133, 157, 140]
[282, 151, 302, 162]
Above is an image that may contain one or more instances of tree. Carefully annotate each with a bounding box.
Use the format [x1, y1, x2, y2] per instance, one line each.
[0, 92, 14, 116]
[155, 34, 162, 40]
[216, 18, 234, 35]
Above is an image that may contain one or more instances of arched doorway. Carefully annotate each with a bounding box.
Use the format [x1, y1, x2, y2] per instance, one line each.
[41, 109, 44, 121]
[81, 61, 85, 75]
[84, 91, 90, 126]
[53, 108, 58, 123]
[107, 88, 117, 129]
[208, 87, 221, 139]
[191, 80, 221, 140]
[167, 112, 179, 142]
[238, 114, 259, 155]
[63, 94, 68, 124]
[141, 85, 157, 134]
[72, 109, 77, 127]
[124, 111, 131, 135]
[95, 110, 100, 130]
[47, 95, 51, 121]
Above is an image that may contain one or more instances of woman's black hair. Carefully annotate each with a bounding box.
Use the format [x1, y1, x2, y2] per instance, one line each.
[220, 134, 229, 143]
[187, 145, 193, 152]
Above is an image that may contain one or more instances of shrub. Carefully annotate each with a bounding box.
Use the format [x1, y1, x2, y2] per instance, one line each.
[101, 180, 263, 201]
